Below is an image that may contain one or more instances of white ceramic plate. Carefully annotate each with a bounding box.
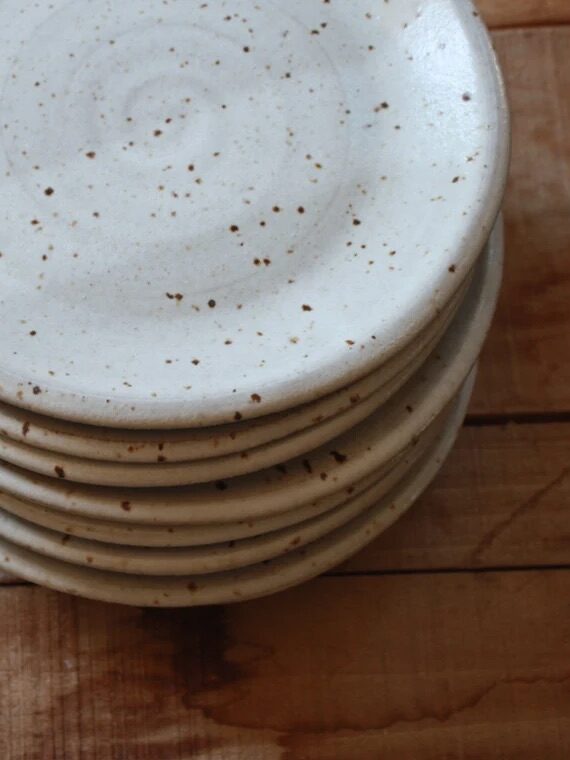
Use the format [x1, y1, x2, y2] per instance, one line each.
[0, 303, 454, 487]
[0, 279, 466, 464]
[0, 0, 508, 428]
[0, 221, 503, 525]
[0, 468, 383, 548]
[0, 221, 502, 524]
[0, 374, 471, 605]
[0, 390, 455, 575]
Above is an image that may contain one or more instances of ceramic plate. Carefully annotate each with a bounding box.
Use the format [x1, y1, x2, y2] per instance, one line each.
[0, 221, 503, 524]
[0, 278, 466, 464]
[0, 304, 453, 487]
[0, 0, 508, 427]
[0, 468, 384, 548]
[0, 374, 471, 605]
[0, 391, 454, 575]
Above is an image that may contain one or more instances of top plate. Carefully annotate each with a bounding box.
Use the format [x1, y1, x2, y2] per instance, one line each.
[0, 0, 508, 427]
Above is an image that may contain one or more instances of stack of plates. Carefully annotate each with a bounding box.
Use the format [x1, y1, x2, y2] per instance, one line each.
[0, 0, 509, 605]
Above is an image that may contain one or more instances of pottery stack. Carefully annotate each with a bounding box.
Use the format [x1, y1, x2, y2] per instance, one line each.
[0, 0, 509, 605]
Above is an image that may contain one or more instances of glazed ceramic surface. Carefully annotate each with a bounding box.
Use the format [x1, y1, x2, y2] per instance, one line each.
[0, 469, 384, 548]
[0, 373, 472, 605]
[0, 221, 503, 524]
[0, 0, 508, 427]
[0, 398, 450, 575]
[0, 305, 453, 488]
[0, 279, 465, 464]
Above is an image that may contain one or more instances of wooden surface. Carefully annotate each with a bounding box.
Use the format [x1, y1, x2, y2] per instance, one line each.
[2, 5, 570, 759]
[478, 0, 570, 29]
[2, 575, 570, 760]
[471, 26, 570, 415]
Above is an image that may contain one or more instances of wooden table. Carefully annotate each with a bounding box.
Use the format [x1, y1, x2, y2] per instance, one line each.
[2, 3, 570, 757]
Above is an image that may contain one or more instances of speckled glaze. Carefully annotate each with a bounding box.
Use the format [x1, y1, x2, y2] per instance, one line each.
[0, 404, 448, 575]
[0, 468, 384, 548]
[0, 0, 508, 428]
[0, 376, 472, 606]
[0, 222, 503, 525]
[0, 278, 467, 464]
[0, 304, 454, 487]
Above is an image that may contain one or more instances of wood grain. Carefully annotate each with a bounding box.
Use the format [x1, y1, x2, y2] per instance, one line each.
[341, 421, 570, 573]
[1, 17, 570, 760]
[1, 576, 570, 760]
[478, 0, 570, 29]
[472, 28, 570, 415]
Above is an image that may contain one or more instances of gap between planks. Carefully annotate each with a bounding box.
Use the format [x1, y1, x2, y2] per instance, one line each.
[6, 563, 570, 593]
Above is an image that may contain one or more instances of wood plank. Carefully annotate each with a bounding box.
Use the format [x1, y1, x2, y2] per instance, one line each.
[1, 575, 570, 759]
[341, 421, 570, 573]
[471, 28, 570, 415]
[478, 0, 570, 29]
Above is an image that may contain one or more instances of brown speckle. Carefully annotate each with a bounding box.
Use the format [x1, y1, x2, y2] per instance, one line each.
[54, 465, 66, 479]
[250, 393, 262, 403]
[121, 501, 131, 512]
[32, 385, 41, 395]
[22, 421, 30, 437]
[85, 151, 96, 159]
[208, 299, 216, 308]
[302, 304, 313, 312]
[229, 224, 239, 233]
[154, 129, 163, 137]
[449, 264, 456, 273]
[462, 92, 472, 101]
[330, 451, 348, 464]
[234, 411, 243, 421]
[44, 187, 54, 196]
[166, 292, 184, 301]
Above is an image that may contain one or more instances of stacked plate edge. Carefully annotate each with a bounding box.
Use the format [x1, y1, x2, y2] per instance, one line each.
[0, 0, 509, 604]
